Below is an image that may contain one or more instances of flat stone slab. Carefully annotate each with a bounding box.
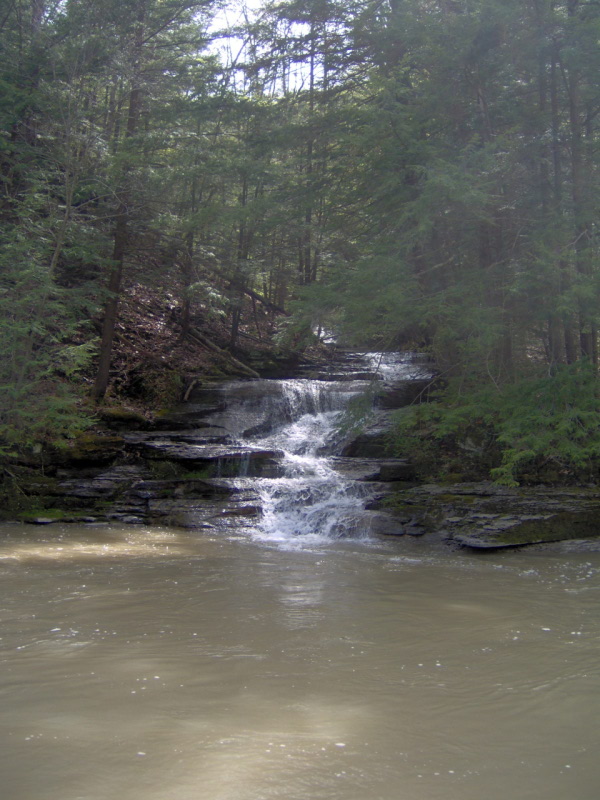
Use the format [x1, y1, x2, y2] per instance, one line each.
[58, 465, 151, 499]
[331, 457, 415, 482]
[391, 483, 600, 549]
[128, 479, 232, 499]
[453, 511, 600, 549]
[124, 429, 230, 446]
[151, 406, 227, 428]
[124, 438, 283, 463]
[148, 489, 262, 529]
[312, 372, 382, 382]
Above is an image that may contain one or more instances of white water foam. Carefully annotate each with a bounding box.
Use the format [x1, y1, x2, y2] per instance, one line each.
[362, 351, 432, 382]
[208, 354, 427, 548]
[251, 396, 370, 547]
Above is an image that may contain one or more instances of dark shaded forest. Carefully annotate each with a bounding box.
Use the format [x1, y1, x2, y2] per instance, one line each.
[1, 0, 600, 485]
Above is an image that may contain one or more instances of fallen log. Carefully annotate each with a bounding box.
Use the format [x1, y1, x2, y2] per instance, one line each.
[187, 327, 260, 379]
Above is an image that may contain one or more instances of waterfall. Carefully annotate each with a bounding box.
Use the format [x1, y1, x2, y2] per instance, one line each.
[193, 352, 430, 546]
[245, 379, 371, 546]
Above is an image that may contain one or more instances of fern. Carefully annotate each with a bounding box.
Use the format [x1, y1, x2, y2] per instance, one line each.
[390, 362, 600, 485]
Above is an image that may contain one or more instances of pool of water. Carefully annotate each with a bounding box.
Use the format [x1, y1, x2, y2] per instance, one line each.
[0, 523, 598, 800]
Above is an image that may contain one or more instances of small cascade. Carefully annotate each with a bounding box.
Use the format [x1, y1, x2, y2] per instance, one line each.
[256, 454, 368, 546]
[170, 351, 434, 545]
[195, 375, 375, 545]
[251, 396, 370, 545]
[272, 378, 340, 420]
[104, 352, 429, 537]
[202, 377, 358, 441]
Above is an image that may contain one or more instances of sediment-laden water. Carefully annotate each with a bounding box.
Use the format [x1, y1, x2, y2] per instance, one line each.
[0, 523, 599, 800]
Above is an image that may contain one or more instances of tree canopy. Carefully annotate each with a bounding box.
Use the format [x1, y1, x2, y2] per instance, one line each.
[1, 0, 599, 482]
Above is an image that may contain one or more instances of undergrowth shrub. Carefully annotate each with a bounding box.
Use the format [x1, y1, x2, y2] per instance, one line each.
[390, 362, 600, 486]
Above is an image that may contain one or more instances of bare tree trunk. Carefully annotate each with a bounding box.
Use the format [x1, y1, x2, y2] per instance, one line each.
[302, 17, 316, 286]
[91, 207, 127, 401]
[565, 1, 594, 361]
[180, 141, 200, 339]
[91, 4, 145, 401]
[548, 37, 577, 363]
[229, 176, 249, 350]
[534, 4, 563, 369]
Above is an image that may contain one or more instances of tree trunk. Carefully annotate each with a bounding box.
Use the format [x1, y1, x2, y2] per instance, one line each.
[91, 5, 144, 401]
[548, 36, 577, 362]
[566, 1, 594, 361]
[180, 145, 199, 339]
[91, 207, 127, 401]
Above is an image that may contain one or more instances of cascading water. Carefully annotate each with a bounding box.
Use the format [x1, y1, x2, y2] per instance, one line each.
[250, 380, 370, 545]
[196, 352, 431, 546]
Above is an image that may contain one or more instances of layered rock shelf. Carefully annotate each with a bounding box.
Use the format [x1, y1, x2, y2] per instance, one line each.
[373, 482, 600, 551]
[10, 349, 600, 552]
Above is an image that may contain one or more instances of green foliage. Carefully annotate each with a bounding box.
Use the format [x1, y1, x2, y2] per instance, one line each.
[0, 216, 96, 452]
[272, 317, 317, 353]
[337, 389, 377, 437]
[391, 363, 600, 486]
[489, 364, 600, 485]
[0, 0, 599, 479]
[0, 468, 57, 520]
[55, 341, 100, 380]
[289, 282, 345, 337]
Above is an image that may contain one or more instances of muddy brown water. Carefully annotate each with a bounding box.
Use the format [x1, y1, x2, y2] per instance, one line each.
[0, 523, 599, 800]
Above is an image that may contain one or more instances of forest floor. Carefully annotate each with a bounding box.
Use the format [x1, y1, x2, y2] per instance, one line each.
[87, 280, 310, 418]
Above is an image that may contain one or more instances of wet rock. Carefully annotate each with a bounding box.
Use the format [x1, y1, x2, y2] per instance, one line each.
[59, 434, 126, 467]
[339, 409, 396, 458]
[123, 438, 283, 478]
[390, 483, 600, 549]
[331, 458, 415, 482]
[366, 508, 428, 537]
[217, 505, 261, 517]
[376, 378, 432, 410]
[122, 432, 233, 455]
[58, 465, 150, 500]
[135, 475, 262, 529]
[313, 371, 382, 382]
[454, 510, 600, 549]
[340, 432, 390, 458]
[127, 478, 231, 500]
[150, 494, 261, 529]
[378, 462, 416, 482]
[98, 407, 151, 430]
[152, 405, 227, 429]
[125, 429, 230, 445]
[366, 512, 405, 536]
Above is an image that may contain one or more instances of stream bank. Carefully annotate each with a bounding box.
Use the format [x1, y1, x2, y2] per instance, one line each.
[2, 350, 600, 553]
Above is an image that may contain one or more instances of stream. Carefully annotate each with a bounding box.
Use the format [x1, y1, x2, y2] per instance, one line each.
[1, 355, 600, 799]
[1, 525, 599, 800]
